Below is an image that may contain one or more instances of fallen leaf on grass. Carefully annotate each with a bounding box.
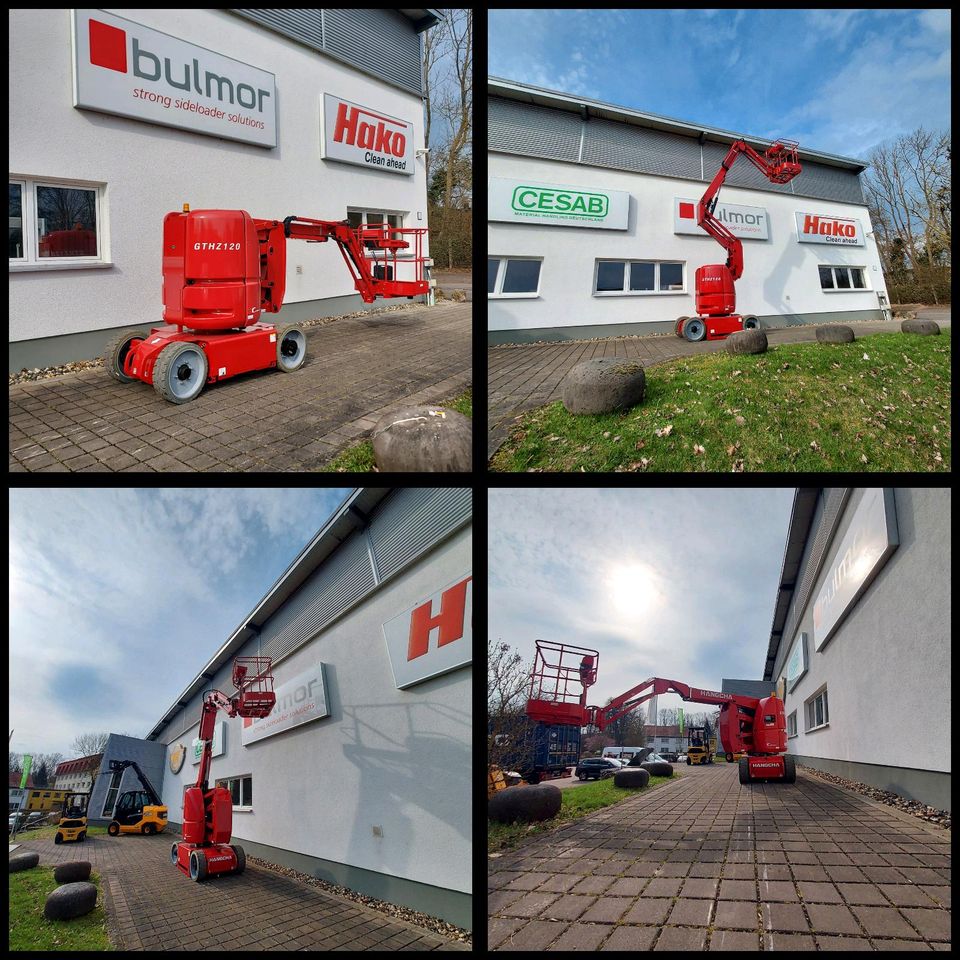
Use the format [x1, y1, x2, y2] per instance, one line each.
[612, 435, 622, 443]
[735, 415, 746, 426]
[603, 431, 611, 438]
[862, 353, 870, 360]
[732, 459, 745, 472]
[635, 439, 646, 450]
[693, 444, 705, 455]
[654, 424, 673, 438]
[627, 458, 651, 471]
[860, 454, 868, 463]
[726, 444, 737, 456]
[731, 370, 743, 377]
[810, 440, 820, 451]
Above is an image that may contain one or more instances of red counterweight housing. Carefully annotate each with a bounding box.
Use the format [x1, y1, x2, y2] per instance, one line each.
[162, 209, 263, 331]
[182, 786, 233, 846]
[695, 264, 737, 316]
[752, 696, 787, 754]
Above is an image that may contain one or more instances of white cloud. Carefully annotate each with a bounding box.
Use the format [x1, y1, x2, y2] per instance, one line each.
[918, 9, 950, 34]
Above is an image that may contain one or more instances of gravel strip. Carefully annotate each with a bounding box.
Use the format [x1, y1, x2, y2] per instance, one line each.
[798, 764, 950, 828]
[8, 303, 423, 386]
[245, 855, 471, 946]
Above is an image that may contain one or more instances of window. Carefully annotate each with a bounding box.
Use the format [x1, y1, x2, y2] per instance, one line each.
[101, 769, 123, 817]
[819, 265, 869, 291]
[488, 257, 542, 298]
[10, 178, 106, 268]
[594, 260, 685, 295]
[216, 776, 253, 809]
[787, 710, 798, 738]
[346, 208, 404, 248]
[804, 689, 829, 732]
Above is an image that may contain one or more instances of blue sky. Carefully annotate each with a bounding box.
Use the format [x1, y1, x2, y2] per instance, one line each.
[488, 9, 951, 159]
[9, 488, 351, 757]
[488, 488, 796, 723]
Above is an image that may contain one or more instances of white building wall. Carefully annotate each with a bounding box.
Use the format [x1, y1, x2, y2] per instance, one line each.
[10, 8, 429, 345]
[489, 153, 887, 335]
[158, 526, 471, 896]
[780, 488, 950, 773]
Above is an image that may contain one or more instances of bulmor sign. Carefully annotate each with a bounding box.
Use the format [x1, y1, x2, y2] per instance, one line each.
[321, 94, 414, 175]
[241, 664, 330, 745]
[813, 489, 898, 650]
[383, 574, 472, 689]
[796, 211, 864, 246]
[72, 9, 277, 147]
[674, 198, 769, 240]
[489, 178, 629, 230]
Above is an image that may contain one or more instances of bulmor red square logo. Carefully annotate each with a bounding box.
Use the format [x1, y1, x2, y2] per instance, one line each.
[679, 202, 696, 220]
[89, 19, 127, 73]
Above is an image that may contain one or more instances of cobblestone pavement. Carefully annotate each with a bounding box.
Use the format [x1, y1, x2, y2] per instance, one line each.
[9, 303, 470, 472]
[487, 310, 951, 460]
[488, 763, 950, 951]
[12, 832, 468, 951]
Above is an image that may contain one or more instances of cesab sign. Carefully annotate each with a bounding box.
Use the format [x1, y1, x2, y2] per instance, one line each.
[71, 10, 277, 148]
[192, 722, 224, 764]
[322, 94, 414, 175]
[383, 574, 472, 690]
[674, 198, 769, 240]
[489, 178, 629, 230]
[241, 664, 330, 745]
[796, 211, 864, 246]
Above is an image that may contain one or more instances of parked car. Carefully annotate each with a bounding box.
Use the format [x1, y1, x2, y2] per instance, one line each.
[657, 751, 679, 763]
[677, 753, 687, 762]
[575, 757, 623, 780]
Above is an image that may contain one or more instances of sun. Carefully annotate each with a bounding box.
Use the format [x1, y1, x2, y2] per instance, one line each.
[606, 563, 660, 619]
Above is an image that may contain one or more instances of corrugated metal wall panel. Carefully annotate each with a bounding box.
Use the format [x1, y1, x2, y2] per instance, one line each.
[700, 142, 795, 195]
[582, 120, 702, 180]
[369, 487, 472, 581]
[793, 160, 865, 205]
[260, 531, 377, 663]
[322, 9, 423, 95]
[489, 97, 581, 162]
[232, 9, 424, 95]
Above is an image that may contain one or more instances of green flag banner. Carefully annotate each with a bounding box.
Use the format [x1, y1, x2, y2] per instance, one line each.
[678, 709, 684, 736]
[20, 754, 32, 789]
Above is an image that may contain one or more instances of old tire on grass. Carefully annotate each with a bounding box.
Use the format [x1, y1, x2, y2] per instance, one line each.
[726, 329, 768, 355]
[103, 329, 149, 384]
[488, 783, 562, 824]
[640, 761, 674, 778]
[562, 358, 646, 415]
[9, 851, 40, 873]
[901, 318, 940, 336]
[613, 768, 650, 789]
[371, 405, 472, 472]
[44, 882, 97, 921]
[815, 324, 855, 344]
[739, 758, 751, 784]
[782, 755, 797, 784]
[54, 861, 92, 884]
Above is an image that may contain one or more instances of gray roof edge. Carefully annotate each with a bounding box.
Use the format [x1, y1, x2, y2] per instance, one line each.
[145, 487, 392, 741]
[401, 9, 442, 32]
[489, 76, 868, 173]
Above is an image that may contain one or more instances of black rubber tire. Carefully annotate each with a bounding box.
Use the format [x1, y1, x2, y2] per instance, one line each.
[686, 758, 691, 766]
[54, 832, 63, 844]
[682, 317, 707, 342]
[79, 832, 86, 842]
[54, 861, 92, 884]
[107, 822, 120, 837]
[613, 768, 650, 789]
[103, 329, 149, 384]
[189, 850, 208, 882]
[488, 783, 562, 824]
[170, 842, 179, 865]
[675, 316, 690, 338]
[578, 774, 586, 781]
[275, 323, 307, 372]
[739, 758, 751, 784]
[231, 844, 246, 874]
[153, 341, 208, 403]
[782, 755, 797, 784]
[742, 315, 760, 329]
[726, 753, 734, 763]
[44, 882, 97, 921]
[143, 823, 156, 836]
[639, 761, 674, 778]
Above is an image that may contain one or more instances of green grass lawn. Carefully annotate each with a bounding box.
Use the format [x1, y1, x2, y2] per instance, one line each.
[491, 332, 950, 472]
[9, 865, 111, 951]
[321, 388, 472, 472]
[488, 772, 679, 854]
[12, 825, 109, 842]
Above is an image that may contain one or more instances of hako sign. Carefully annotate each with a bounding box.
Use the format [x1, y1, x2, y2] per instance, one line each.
[383, 574, 472, 690]
[796, 211, 864, 246]
[322, 94, 414, 175]
[489, 178, 629, 230]
[813, 489, 899, 650]
[674, 198, 769, 240]
[71, 9, 277, 148]
[241, 664, 330, 745]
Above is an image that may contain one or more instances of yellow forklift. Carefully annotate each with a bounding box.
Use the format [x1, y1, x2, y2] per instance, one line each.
[685, 725, 715, 765]
[54, 792, 90, 844]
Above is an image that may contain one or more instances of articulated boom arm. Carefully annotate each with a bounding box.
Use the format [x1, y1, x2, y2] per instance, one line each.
[108, 759, 163, 808]
[697, 139, 801, 281]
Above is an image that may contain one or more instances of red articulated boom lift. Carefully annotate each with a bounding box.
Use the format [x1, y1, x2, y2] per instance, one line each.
[526, 640, 793, 784]
[105, 207, 430, 403]
[171, 657, 277, 881]
[676, 139, 802, 342]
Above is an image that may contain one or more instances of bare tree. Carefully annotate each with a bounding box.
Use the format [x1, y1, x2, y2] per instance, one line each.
[71, 732, 110, 756]
[9, 752, 22, 774]
[487, 638, 532, 769]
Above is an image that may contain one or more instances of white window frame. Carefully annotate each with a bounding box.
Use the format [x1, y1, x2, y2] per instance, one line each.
[346, 207, 406, 252]
[804, 688, 829, 732]
[593, 259, 686, 296]
[10, 176, 110, 271]
[819, 265, 869, 292]
[786, 710, 798, 739]
[216, 774, 253, 812]
[488, 256, 543, 299]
